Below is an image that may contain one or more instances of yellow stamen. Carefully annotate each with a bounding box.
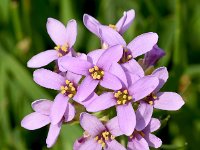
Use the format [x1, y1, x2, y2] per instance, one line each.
[114, 93, 119, 98]
[102, 142, 106, 148]
[101, 71, 104, 75]
[123, 90, 128, 94]
[98, 139, 103, 144]
[127, 55, 132, 59]
[122, 100, 127, 104]
[89, 68, 94, 72]
[68, 94, 73, 98]
[71, 87, 75, 91]
[149, 101, 153, 105]
[128, 96, 132, 100]
[65, 80, 70, 84]
[60, 86, 65, 90]
[95, 136, 98, 141]
[94, 66, 99, 71]
[64, 86, 68, 90]
[54, 45, 60, 50]
[123, 95, 127, 99]
[61, 90, 66, 94]
[96, 75, 101, 79]
[69, 83, 73, 87]
[117, 100, 121, 105]
[109, 24, 117, 30]
[111, 135, 115, 140]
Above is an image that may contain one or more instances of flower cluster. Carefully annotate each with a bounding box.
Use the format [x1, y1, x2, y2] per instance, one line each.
[21, 9, 185, 150]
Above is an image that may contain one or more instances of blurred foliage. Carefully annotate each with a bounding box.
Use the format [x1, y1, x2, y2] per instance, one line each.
[0, 0, 200, 149]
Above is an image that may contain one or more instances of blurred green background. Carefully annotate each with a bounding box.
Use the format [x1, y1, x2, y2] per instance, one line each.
[0, 0, 200, 149]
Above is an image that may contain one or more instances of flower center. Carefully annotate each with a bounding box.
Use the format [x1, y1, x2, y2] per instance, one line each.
[89, 66, 104, 80]
[60, 80, 76, 98]
[119, 48, 133, 63]
[94, 131, 115, 148]
[144, 93, 157, 105]
[54, 44, 69, 57]
[114, 89, 132, 105]
[108, 24, 117, 31]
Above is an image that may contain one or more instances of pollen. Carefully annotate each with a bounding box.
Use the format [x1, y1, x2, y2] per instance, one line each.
[60, 80, 76, 98]
[114, 89, 132, 105]
[109, 24, 117, 31]
[94, 131, 114, 148]
[89, 66, 104, 80]
[54, 44, 69, 57]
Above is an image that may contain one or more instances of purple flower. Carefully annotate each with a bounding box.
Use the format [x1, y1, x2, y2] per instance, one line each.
[99, 25, 158, 65]
[83, 9, 135, 37]
[27, 18, 77, 68]
[76, 113, 126, 150]
[127, 66, 185, 131]
[128, 118, 162, 150]
[143, 44, 165, 69]
[21, 99, 75, 148]
[58, 45, 123, 102]
[33, 69, 93, 124]
[86, 64, 159, 135]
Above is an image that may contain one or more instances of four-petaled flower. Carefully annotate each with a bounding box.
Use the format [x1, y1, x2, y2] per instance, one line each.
[58, 45, 123, 102]
[128, 116, 162, 150]
[21, 99, 75, 148]
[27, 18, 77, 68]
[76, 113, 126, 150]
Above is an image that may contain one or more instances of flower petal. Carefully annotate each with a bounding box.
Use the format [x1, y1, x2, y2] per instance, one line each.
[109, 63, 128, 87]
[79, 138, 102, 150]
[87, 49, 105, 65]
[86, 92, 116, 112]
[106, 117, 123, 137]
[144, 133, 162, 148]
[66, 19, 77, 47]
[64, 102, 75, 122]
[80, 92, 98, 107]
[143, 44, 165, 69]
[100, 71, 122, 90]
[58, 56, 92, 75]
[135, 102, 153, 131]
[99, 25, 126, 47]
[27, 50, 58, 68]
[73, 136, 88, 150]
[128, 76, 159, 101]
[21, 112, 50, 130]
[32, 99, 53, 115]
[33, 69, 65, 90]
[143, 118, 161, 133]
[122, 59, 144, 77]
[116, 9, 135, 35]
[154, 92, 185, 110]
[125, 71, 141, 87]
[106, 140, 126, 150]
[46, 18, 67, 45]
[66, 71, 82, 85]
[117, 103, 136, 136]
[46, 122, 62, 148]
[83, 14, 101, 37]
[97, 45, 123, 71]
[152, 67, 168, 93]
[128, 134, 149, 150]
[50, 94, 68, 125]
[127, 32, 158, 58]
[80, 113, 106, 136]
[73, 76, 99, 102]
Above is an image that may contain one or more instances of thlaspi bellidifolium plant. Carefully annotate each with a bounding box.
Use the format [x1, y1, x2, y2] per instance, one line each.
[21, 9, 185, 150]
